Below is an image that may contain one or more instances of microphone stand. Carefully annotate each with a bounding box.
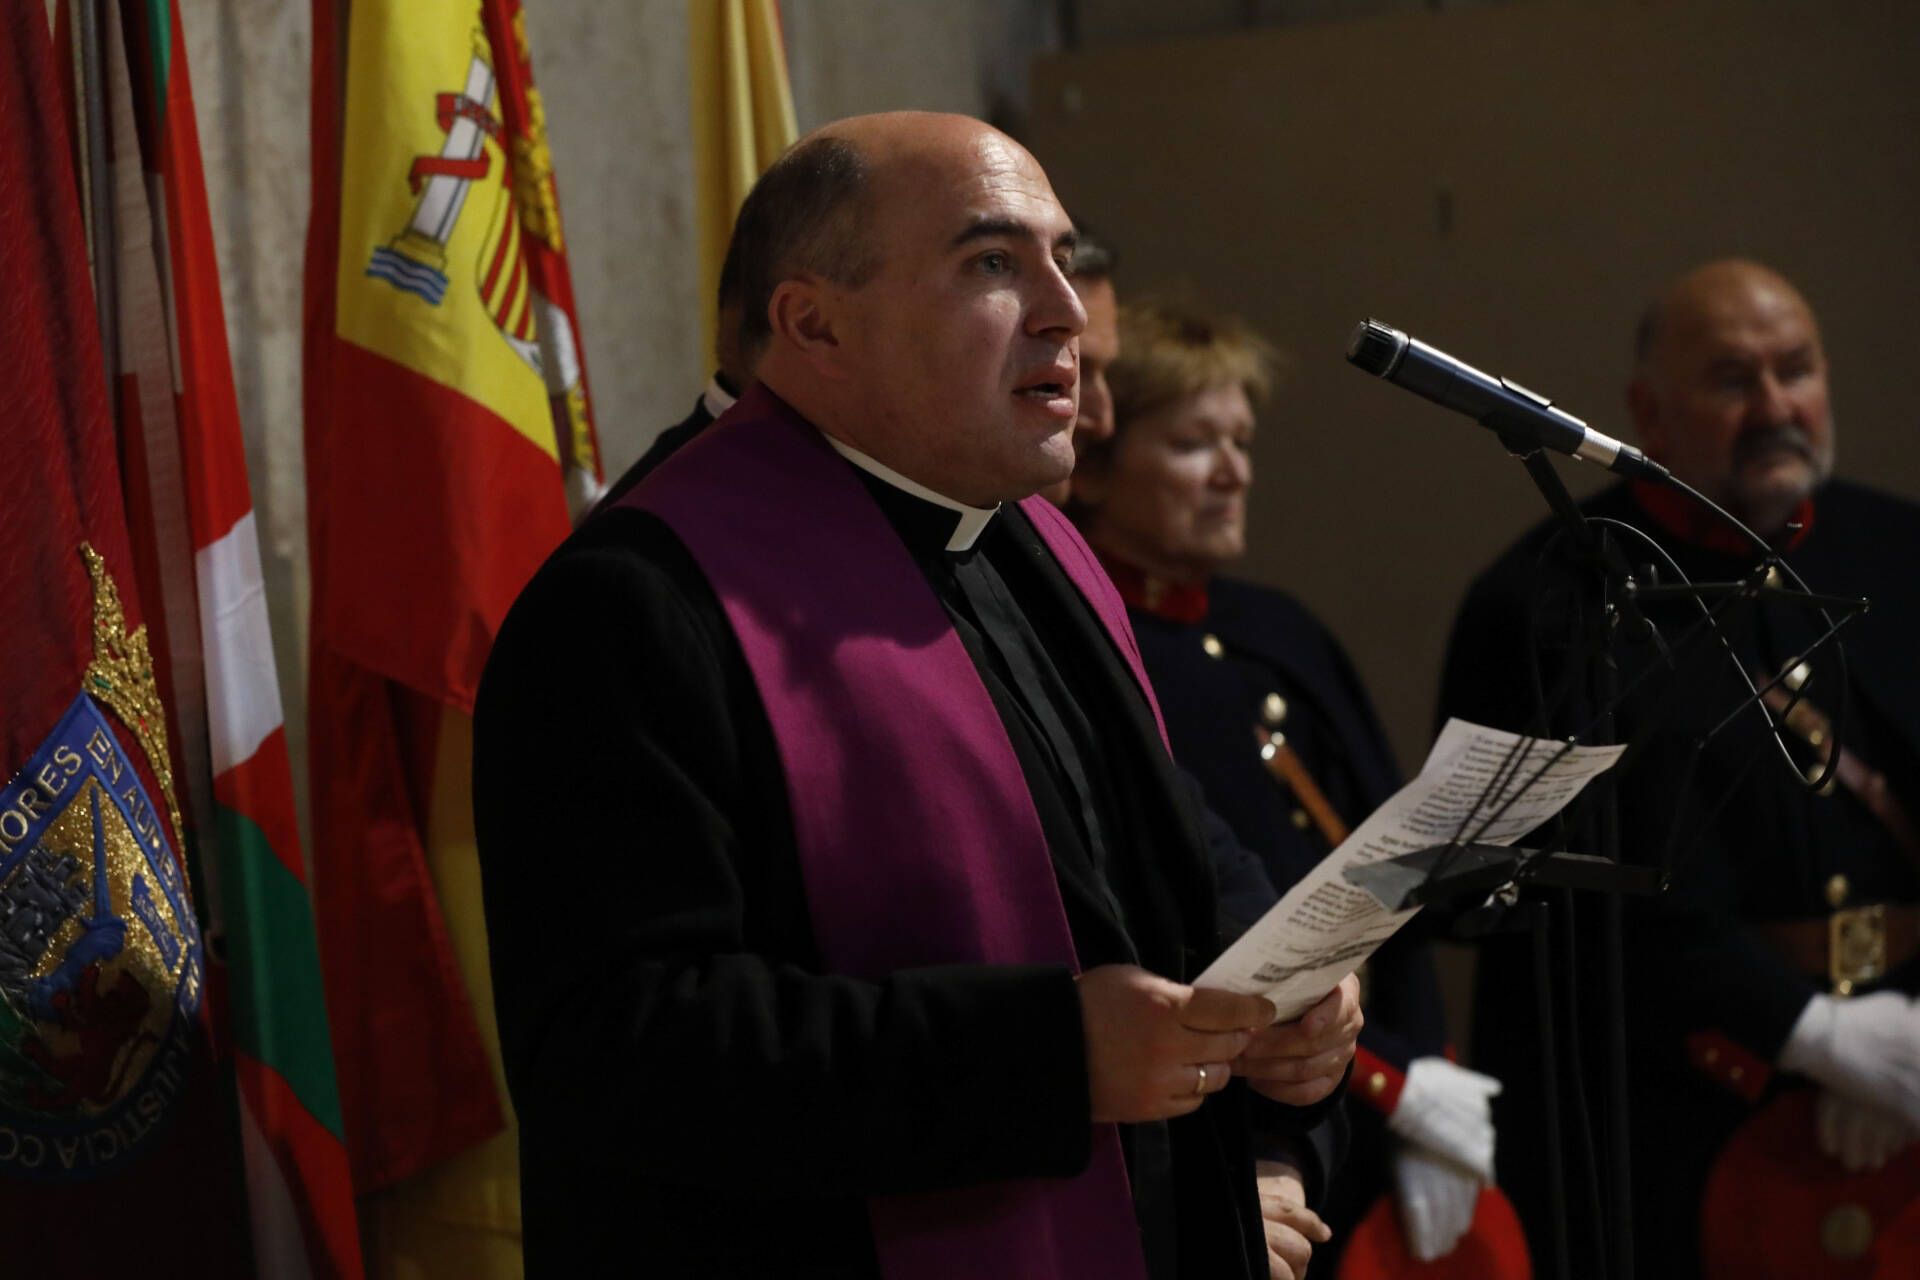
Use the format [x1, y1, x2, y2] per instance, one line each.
[1361, 439, 1868, 1280]
[1510, 435, 1638, 1280]
[1345, 321, 1871, 1280]
[1347, 430, 1653, 1280]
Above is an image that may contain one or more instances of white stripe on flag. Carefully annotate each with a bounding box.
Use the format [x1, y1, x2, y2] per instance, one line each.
[197, 510, 286, 775]
[237, 1083, 319, 1280]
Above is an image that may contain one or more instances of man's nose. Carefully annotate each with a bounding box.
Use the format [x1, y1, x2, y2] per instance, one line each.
[1751, 369, 1796, 424]
[1077, 378, 1115, 441]
[1031, 259, 1087, 339]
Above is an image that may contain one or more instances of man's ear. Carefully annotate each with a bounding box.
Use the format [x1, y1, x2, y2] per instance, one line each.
[1626, 376, 1666, 457]
[767, 278, 851, 381]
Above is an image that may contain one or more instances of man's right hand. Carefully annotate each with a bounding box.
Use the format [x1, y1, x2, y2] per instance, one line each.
[1077, 964, 1274, 1124]
[1256, 1158, 1330, 1280]
[1391, 1146, 1481, 1263]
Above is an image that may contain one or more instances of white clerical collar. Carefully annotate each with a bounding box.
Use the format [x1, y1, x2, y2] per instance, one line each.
[823, 436, 999, 553]
[702, 375, 738, 421]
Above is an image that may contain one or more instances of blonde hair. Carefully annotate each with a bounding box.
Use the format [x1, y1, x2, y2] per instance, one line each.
[1108, 298, 1279, 430]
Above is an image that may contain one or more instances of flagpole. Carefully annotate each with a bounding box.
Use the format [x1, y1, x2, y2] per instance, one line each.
[77, 0, 119, 424]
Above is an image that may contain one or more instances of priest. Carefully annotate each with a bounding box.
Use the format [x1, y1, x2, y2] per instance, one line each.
[473, 112, 1361, 1279]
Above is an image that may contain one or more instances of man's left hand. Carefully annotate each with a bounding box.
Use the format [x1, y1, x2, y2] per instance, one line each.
[1256, 1158, 1330, 1279]
[1817, 1088, 1920, 1172]
[1386, 1057, 1500, 1180]
[1234, 974, 1362, 1106]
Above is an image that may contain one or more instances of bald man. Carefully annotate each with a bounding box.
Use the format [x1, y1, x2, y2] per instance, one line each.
[475, 113, 1361, 1279]
[1439, 260, 1920, 1277]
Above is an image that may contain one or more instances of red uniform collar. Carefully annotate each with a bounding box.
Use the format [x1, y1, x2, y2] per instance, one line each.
[1630, 479, 1815, 556]
[1093, 550, 1210, 624]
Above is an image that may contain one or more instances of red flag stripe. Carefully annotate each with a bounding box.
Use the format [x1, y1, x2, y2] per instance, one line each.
[307, 651, 505, 1187]
[310, 340, 569, 711]
[238, 1055, 363, 1280]
[154, 2, 253, 549]
[478, 195, 517, 299]
[513, 282, 534, 340]
[491, 227, 526, 331]
[212, 726, 306, 884]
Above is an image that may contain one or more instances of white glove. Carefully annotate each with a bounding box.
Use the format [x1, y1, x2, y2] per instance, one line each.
[1779, 991, 1920, 1126]
[1391, 1145, 1481, 1263]
[1385, 1056, 1502, 1181]
[1816, 1089, 1920, 1173]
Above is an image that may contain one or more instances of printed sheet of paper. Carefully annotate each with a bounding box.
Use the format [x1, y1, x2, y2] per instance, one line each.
[1196, 717, 1627, 1020]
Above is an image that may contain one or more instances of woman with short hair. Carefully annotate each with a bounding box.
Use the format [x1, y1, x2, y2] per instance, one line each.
[1071, 297, 1516, 1276]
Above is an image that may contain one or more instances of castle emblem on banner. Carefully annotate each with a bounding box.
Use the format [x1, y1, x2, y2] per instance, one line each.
[0, 549, 204, 1180]
[363, 14, 585, 414]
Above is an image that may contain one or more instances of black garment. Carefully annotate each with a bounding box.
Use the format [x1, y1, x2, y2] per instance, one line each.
[475, 461, 1338, 1277]
[595, 391, 718, 513]
[1128, 575, 1448, 1262]
[599, 387, 1286, 961]
[1438, 478, 1920, 1278]
[608, 388, 1341, 1200]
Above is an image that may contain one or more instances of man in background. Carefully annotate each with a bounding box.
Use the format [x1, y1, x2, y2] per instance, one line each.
[1441, 260, 1920, 1276]
[595, 289, 752, 510]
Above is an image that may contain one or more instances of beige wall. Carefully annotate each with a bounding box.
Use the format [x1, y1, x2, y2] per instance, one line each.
[785, 0, 1051, 131]
[1027, 0, 1920, 774]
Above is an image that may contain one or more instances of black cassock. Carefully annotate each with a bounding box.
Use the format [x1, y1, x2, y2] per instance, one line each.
[474, 460, 1340, 1278]
[1438, 477, 1920, 1278]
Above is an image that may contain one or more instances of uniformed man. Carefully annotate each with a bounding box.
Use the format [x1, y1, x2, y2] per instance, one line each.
[1440, 259, 1920, 1277]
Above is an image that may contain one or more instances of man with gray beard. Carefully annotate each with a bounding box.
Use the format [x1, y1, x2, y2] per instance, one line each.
[1440, 260, 1920, 1277]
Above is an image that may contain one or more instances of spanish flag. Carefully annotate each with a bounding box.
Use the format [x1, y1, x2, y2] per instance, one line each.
[689, 0, 798, 365]
[305, 0, 597, 1273]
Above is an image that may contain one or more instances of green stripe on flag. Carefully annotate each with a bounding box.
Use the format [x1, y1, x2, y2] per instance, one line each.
[216, 802, 347, 1142]
[146, 1, 171, 91]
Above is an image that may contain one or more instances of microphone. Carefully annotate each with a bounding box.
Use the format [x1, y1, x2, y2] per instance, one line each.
[1346, 319, 1668, 482]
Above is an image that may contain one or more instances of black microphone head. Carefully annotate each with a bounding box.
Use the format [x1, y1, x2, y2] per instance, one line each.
[1346, 319, 1408, 377]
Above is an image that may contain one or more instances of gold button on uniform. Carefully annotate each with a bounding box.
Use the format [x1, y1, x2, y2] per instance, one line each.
[1290, 810, 1313, 831]
[1202, 634, 1225, 660]
[1366, 1072, 1388, 1097]
[1827, 875, 1851, 909]
[1262, 693, 1288, 726]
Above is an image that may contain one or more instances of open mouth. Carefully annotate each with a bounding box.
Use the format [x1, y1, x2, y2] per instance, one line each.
[1013, 374, 1077, 421]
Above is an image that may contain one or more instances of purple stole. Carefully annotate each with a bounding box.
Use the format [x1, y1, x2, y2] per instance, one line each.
[627, 384, 1164, 1280]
